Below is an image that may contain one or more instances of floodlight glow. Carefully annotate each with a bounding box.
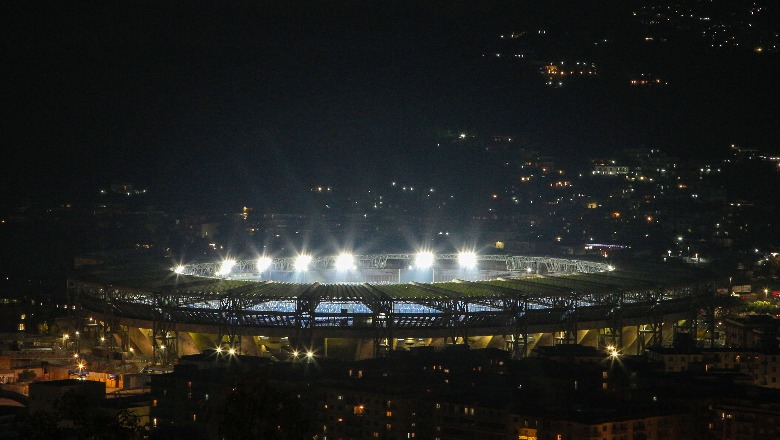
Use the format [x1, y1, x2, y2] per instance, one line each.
[458, 252, 478, 269]
[256, 257, 273, 273]
[218, 259, 236, 276]
[335, 253, 355, 271]
[415, 252, 435, 269]
[215, 346, 223, 354]
[306, 351, 314, 359]
[228, 348, 236, 355]
[174, 265, 185, 274]
[294, 255, 312, 271]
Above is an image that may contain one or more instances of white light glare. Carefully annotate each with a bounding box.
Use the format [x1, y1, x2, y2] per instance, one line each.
[218, 259, 236, 276]
[294, 255, 312, 271]
[257, 257, 273, 273]
[335, 253, 355, 271]
[415, 252, 435, 269]
[174, 265, 185, 274]
[458, 252, 478, 269]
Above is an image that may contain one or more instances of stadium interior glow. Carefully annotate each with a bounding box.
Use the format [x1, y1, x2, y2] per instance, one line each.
[218, 259, 236, 276]
[294, 255, 312, 271]
[458, 251, 477, 269]
[257, 257, 273, 273]
[415, 252, 435, 269]
[334, 253, 355, 271]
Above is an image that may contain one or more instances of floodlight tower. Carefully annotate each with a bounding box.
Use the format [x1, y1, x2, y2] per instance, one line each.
[415, 251, 436, 282]
[458, 251, 478, 281]
[257, 257, 273, 274]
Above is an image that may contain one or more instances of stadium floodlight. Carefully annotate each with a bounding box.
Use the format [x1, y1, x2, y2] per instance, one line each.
[415, 252, 435, 269]
[335, 253, 355, 271]
[294, 255, 312, 272]
[458, 251, 478, 269]
[257, 257, 273, 273]
[218, 259, 236, 276]
[174, 265, 185, 274]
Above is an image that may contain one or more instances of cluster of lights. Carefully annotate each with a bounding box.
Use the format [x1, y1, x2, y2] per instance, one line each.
[256, 257, 273, 272]
[294, 255, 313, 272]
[215, 346, 237, 356]
[414, 252, 435, 269]
[218, 259, 236, 276]
[334, 253, 356, 271]
[179, 250, 487, 276]
[457, 252, 477, 269]
[291, 349, 316, 361]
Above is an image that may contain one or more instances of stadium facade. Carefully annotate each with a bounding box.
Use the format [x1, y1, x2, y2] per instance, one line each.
[67, 254, 715, 364]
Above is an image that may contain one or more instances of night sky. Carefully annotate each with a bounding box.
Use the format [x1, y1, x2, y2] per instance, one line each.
[4, 1, 780, 211]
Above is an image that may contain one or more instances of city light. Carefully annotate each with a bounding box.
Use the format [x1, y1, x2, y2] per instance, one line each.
[174, 265, 185, 274]
[218, 259, 236, 276]
[256, 257, 273, 273]
[458, 251, 478, 269]
[215, 346, 223, 354]
[294, 255, 312, 271]
[415, 252, 435, 269]
[228, 347, 236, 355]
[306, 351, 314, 360]
[335, 253, 355, 271]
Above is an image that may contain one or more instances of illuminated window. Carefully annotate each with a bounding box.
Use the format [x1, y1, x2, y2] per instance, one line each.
[354, 405, 365, 416]
[153, 399, 158, 407]
[18, 324, 25, 331]
[20, 314, 26, 320]
[386, 411, 393, 417]
[386, 424, 392, 430]
[192, 414, 197, 422]
[153, 418, 158, 428]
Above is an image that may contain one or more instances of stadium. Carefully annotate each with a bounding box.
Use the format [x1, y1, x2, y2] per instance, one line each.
[68, 253, 715, 364]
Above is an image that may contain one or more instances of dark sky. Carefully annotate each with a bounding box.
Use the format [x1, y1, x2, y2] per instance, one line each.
[4, 1, 780, 211]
